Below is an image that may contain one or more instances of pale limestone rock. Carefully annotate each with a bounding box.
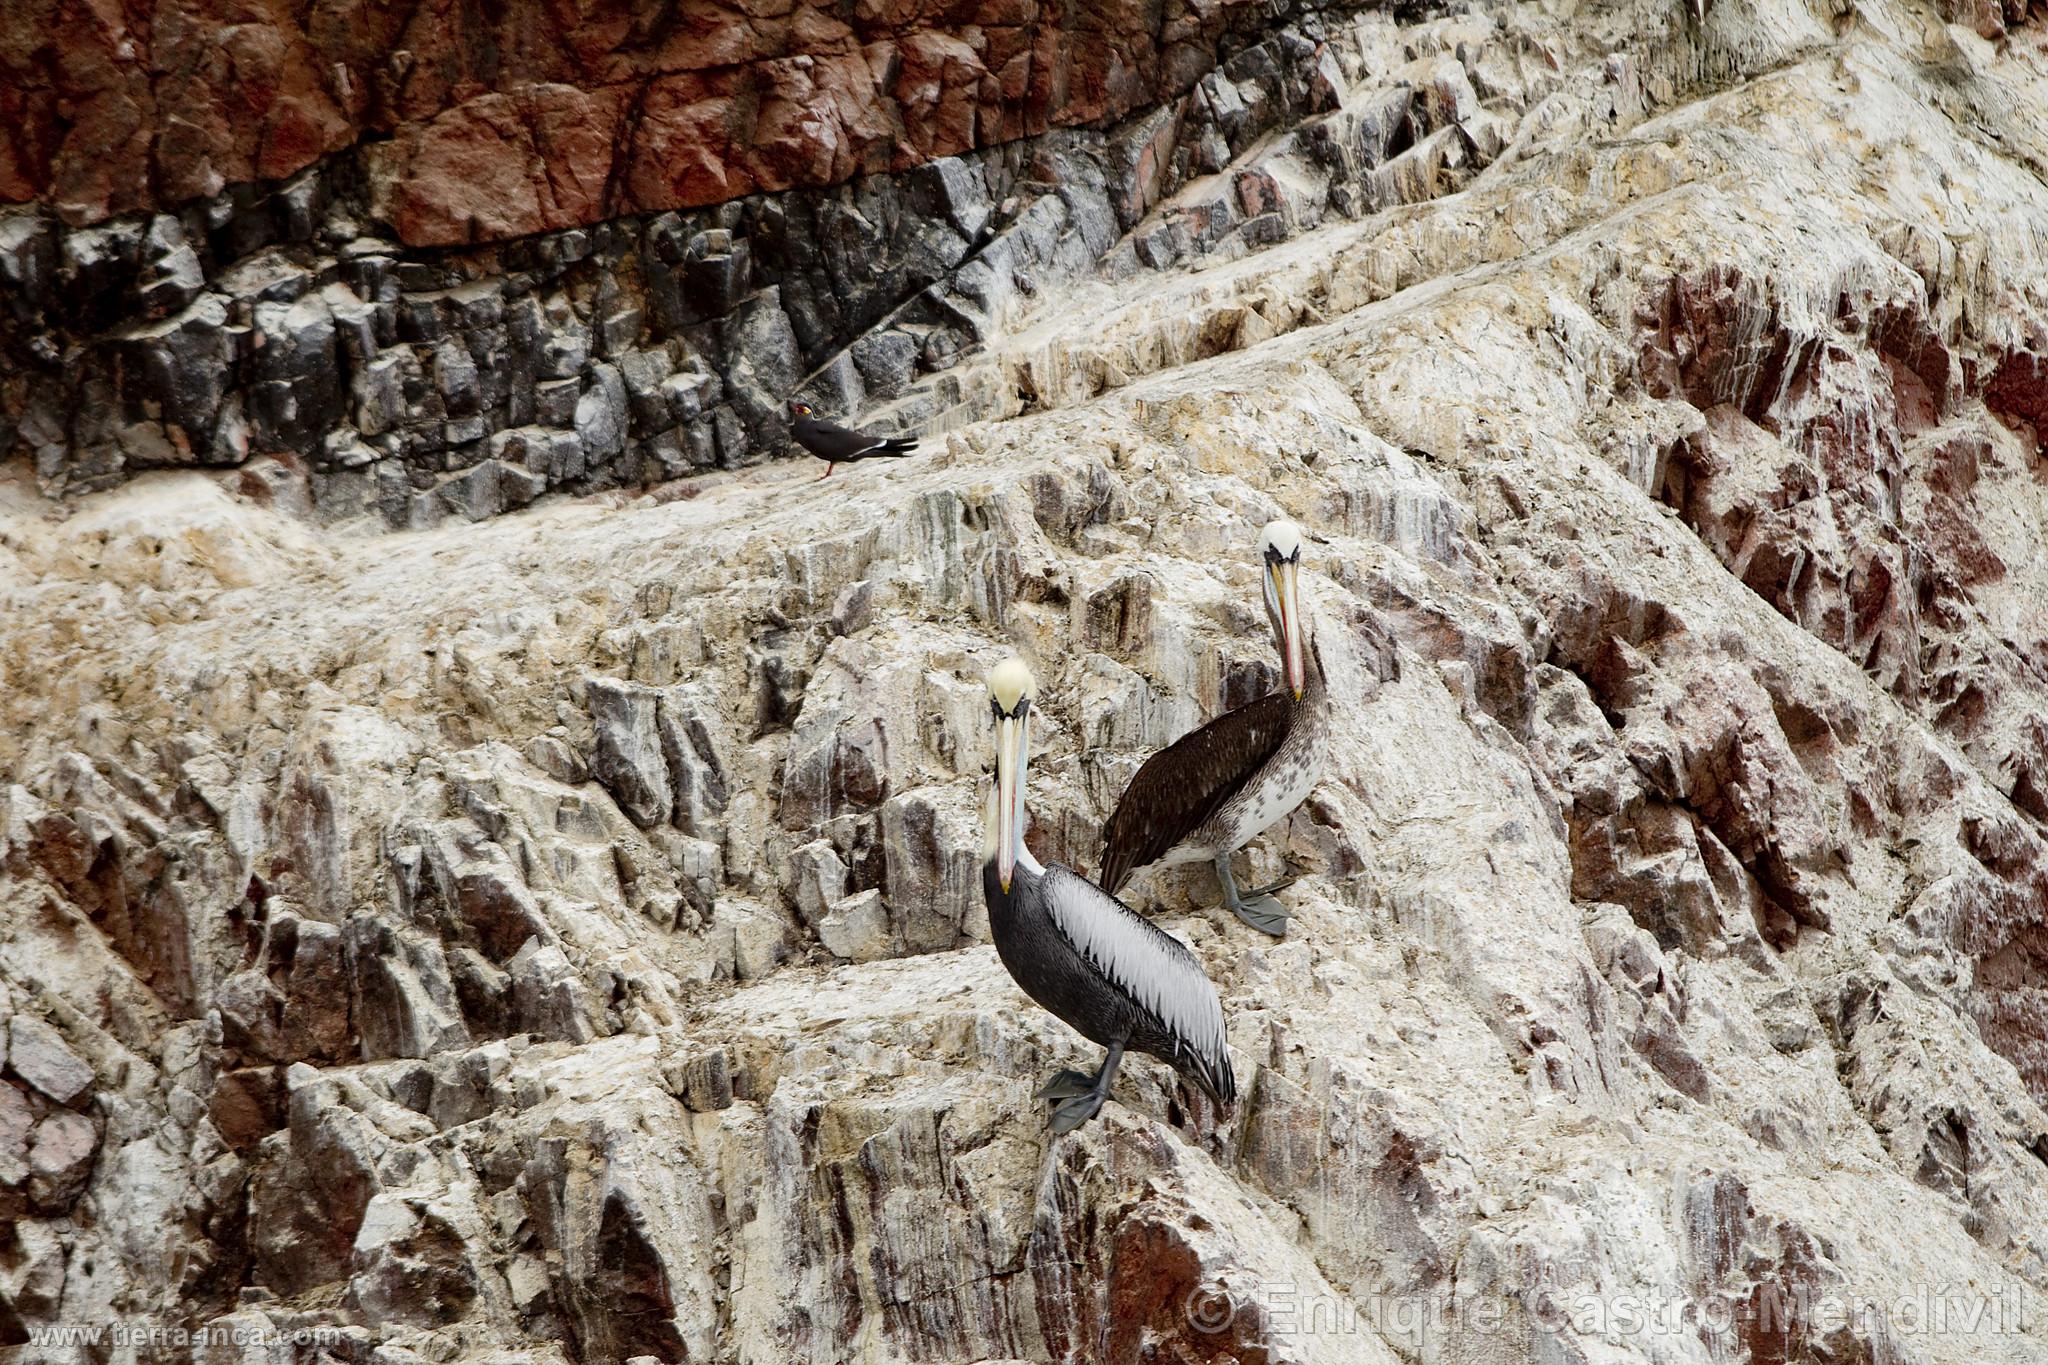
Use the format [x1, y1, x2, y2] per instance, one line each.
[5, 1, 2048, 1361]
[818, 889, 891, 963]
[0, 1083, 31, 1186]
[0, 1218, 66, 1323]
[7, 1015, 93, 1103]
[585, 677, 671, 829]
[790, 837, 848, 928]
[27, 1109, 98, 1208]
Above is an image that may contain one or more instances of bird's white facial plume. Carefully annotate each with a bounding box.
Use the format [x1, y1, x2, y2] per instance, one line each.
[1257, 519, 1303, 562]
[987, 657, 1035, 716]
[984, 658, 1037, 891]
[1257, 520, 1307, 698]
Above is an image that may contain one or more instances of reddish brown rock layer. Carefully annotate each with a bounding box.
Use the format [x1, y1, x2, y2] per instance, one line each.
[0, 0, 1360, 245]
[1638, 260, 2048, 1101]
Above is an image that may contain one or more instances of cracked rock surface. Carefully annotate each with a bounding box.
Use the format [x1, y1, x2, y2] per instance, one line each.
[5, 0, 2048, 1363]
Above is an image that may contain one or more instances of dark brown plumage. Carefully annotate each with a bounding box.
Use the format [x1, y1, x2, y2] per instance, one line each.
[1095, 519, 1329, 937]
[1098, 693, 1294, 893]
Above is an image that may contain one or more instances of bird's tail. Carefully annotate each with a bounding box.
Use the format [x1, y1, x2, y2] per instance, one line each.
[1182, 1042, 1237, 1110]
[878, 435, 919, 453]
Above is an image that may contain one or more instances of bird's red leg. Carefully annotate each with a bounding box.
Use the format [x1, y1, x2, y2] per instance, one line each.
[814, 461, 836, 481]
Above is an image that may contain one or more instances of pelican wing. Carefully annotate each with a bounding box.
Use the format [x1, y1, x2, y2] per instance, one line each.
[1098, 692, 1293, 892]
[1041, 865, 1236, 1105]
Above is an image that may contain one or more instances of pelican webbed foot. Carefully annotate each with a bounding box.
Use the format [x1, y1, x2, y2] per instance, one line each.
[1049, 1090, 1108, 1133]
[1216, 855, 1292, 938]
[1232, 895, 1292, 936]
[1036, 1069, 1097, 1101]
[1043, 1042, 1124, 1133]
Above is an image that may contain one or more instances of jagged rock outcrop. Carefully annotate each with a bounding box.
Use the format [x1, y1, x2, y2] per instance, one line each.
[5, 0, 2048, 1363]
[1, 0, 1372, 240]
[3, 2, 1550, 528]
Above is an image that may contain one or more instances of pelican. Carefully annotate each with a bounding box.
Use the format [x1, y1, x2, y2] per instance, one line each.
[1097, 519, 1328, 937]
[981, 659, 1236, 1133]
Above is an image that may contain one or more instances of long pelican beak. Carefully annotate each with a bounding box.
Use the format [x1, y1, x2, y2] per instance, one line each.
[1271, 558, 1305, 699]
[992, 709, 1029, 892]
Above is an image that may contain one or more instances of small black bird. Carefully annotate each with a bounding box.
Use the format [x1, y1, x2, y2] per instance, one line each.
[788, 401, 919, 480]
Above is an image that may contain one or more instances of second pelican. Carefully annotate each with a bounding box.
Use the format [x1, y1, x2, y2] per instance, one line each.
[1097, 520, 1329, 936]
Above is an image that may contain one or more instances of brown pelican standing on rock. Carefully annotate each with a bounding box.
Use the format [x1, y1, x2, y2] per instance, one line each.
[981, 659, 1236, 1133]
[788, 401, 919, 479]
[1098, 520, 1329, 938]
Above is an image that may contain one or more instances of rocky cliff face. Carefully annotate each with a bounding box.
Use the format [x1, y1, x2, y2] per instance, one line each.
[2, 0, 1361, 238]
[1, 0, 1539, 528]
[5, 0, 2048, 1363]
